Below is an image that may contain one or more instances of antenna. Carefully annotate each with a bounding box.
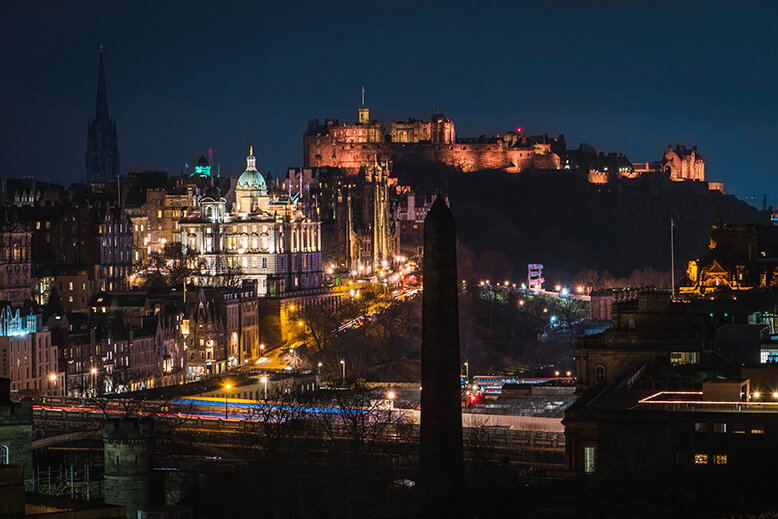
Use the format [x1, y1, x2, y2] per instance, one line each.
[361, 85, 365, 106]
[670, 218, 675, 296]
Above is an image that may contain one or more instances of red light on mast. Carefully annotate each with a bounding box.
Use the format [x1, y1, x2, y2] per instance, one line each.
[516, 127, 522, 133]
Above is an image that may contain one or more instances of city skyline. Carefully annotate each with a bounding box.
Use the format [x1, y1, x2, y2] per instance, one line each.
[3, 1, 778, 204]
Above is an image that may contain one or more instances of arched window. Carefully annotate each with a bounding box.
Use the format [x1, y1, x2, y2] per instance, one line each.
[595, 365, 606, 384]
[0, 445, 9, 465]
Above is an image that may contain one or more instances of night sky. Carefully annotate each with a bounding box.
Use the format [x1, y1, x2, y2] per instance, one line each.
[3, 1, 778, 204]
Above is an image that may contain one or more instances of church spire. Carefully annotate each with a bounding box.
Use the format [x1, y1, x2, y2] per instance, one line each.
[86, 46, 119, 185]
[95, 45, 109, 120]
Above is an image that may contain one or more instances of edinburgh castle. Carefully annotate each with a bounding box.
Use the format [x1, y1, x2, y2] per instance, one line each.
[305, 103, 723, 193]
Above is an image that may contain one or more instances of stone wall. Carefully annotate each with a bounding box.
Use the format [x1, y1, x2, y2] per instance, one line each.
[303, 135, 560, 174]
[0, 398, 33, 486]
[103, 417, 156, 519]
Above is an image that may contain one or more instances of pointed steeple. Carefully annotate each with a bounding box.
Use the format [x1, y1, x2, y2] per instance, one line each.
[86, 46, 119, 185]
[95, 45, 110, 120]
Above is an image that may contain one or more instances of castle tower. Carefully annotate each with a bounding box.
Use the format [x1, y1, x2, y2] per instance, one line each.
[358, 85, 369, 123]
[85, 47, 119, 185]
[103, 417, 155, 518]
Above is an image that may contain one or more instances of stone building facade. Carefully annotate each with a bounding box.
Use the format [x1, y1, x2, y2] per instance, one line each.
[663, 144, 705, 181]
[304, 107, 560, 174]
[680, 223, 778, 295]
[0, 223, 32, 305]
[181, 148, 323, 297]
[332, 162, 396, 272]
[0, 305, 60, 395]
[99, 206, 133, 292]
[0, 381, 33, 488]
[103, 417, 155, 519]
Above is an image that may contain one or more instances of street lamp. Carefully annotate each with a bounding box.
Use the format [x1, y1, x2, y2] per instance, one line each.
[317, 362, 322, 377]
[340, 360, 345, 383]
[224, 383, 232, 419]
[464, 362, 469, 381]
[260, 343, 265, 357]
[387, 389, 396, 410]
[90, 367, 98, 396]
[260, 377, 268, 399]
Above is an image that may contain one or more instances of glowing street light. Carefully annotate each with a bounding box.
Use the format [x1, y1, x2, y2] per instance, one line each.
[317, 362, 322, 377]
[387, 389, 396, 410]
[260, 377, 268, 399]
[340, 360, 346, 382]
[224, 383, 232, 418]
[464, 361, 469, 381]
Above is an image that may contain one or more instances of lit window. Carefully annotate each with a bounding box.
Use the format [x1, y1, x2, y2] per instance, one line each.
[751, 426, 765, 434]
[0, 445, 8, 465]
[694, 422, 708, 433]
[595, 365, 605, 384]
[713, 423, 727, 433]
[714, 454, 727, 465]
[694, 454, 708, 464]
[732, 424, 746, 434]
[584, 447, 596, 473]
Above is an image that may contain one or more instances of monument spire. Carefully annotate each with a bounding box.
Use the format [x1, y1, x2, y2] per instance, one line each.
[420, 195, 464, 516]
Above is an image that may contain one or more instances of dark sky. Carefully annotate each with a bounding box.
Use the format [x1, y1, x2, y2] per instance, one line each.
[2, 0, 778, 204]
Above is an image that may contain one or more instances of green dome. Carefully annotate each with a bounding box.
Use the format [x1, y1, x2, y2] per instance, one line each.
[237, 147, 267, 193]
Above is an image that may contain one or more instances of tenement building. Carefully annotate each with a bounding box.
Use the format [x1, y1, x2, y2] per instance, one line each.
[180, 147, 323, 296]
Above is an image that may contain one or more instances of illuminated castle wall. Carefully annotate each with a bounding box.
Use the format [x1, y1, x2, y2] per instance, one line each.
[304, 108, 561, 174]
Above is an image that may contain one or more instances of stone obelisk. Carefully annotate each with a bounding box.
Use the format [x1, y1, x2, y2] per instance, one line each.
[420, 195, 464, 516]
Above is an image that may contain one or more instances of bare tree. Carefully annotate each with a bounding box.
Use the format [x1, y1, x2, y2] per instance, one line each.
[316, 381, 412, 461]
[238, 388, 314, 460]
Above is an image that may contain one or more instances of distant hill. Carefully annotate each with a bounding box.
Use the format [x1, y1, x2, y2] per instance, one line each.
[393, 163, 769, 280]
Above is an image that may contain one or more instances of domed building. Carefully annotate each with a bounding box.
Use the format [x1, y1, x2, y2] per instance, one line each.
[235, 146, 269, 212]
[180, 147, 323, 299]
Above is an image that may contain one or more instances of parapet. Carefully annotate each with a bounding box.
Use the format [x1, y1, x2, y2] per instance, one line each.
[0, 398, 33, 426]
[103, 417, 155, 443]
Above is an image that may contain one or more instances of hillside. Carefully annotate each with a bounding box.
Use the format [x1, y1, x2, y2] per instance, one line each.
[393, 163, 768, 281]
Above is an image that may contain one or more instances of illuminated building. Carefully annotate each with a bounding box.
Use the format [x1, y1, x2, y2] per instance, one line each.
[0, 304, 60, 395]
[662, 144, 705, 181]
[564, 371, 778, 478]
[181, 289, 226, 378]
[181, 147, 323, 296]
[0, 223, 33, 305]
[99, 205, 132, 291]
[332, 162, 396, 272]
[85, 48, 119, 186]
[679, 222, 778, 295]
[304, 106, 559, 174]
